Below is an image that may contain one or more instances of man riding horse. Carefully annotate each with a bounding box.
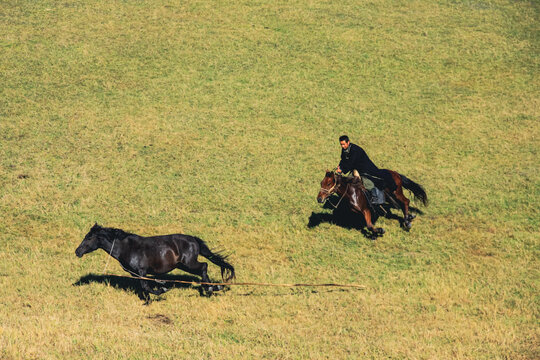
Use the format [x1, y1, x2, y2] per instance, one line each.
[336, 135, 395, 204]
[317, 135, 427, 235]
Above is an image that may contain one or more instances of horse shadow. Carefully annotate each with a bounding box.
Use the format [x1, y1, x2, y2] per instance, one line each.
[73, 273, 204, 302]
[308, 195, 424, 238]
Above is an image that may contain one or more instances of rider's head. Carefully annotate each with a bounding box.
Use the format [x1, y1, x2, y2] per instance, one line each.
[339, 135, 350, 150]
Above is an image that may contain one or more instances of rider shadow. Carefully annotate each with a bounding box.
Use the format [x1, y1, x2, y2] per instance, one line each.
[308, 196, 374, 239]
[73, 273, 201, 302]
[308, 195, 424, 237]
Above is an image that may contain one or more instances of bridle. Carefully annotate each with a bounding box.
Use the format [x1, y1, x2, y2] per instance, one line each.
[319, 173, 349, 209]
[319, 174, 338, 195]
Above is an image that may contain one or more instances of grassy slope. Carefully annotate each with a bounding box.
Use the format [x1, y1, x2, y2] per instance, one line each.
[0, 0, 538, 358]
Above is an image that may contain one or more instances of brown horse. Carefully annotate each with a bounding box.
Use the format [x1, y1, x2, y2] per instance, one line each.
[317, 170, 427, 237]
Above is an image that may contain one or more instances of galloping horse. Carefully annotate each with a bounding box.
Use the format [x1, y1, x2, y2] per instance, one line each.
[75, 224, 235, 296]
[317, 170, 427, 238]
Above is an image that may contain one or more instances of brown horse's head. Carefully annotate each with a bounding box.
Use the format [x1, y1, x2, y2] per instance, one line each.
[317, 170, 337, 203]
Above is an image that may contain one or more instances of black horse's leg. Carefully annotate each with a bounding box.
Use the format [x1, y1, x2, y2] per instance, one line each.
[135, 268, 170, 296]
[180, 260, 216, 295]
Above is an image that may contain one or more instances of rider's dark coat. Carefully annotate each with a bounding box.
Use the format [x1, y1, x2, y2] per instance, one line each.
[339, 143, 396, 192]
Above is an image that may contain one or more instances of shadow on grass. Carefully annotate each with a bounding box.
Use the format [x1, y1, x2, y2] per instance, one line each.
[73, 273, 202, 302]
[308, 195, 424, 238]
[73, 274, 357, 301]
[233, 287, 361, 297]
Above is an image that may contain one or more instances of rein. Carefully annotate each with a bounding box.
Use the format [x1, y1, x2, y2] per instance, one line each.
[326, 184, 349, 209]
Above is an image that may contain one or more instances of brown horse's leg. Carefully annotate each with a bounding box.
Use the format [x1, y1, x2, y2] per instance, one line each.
[360, 208, 384, 239]
[394, 187, 410, 218]
[389, 172, 414, 229]
[350, 187, 384, 239]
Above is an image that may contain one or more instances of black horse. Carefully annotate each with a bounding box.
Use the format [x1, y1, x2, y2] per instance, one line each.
[75, 224, 235, 296]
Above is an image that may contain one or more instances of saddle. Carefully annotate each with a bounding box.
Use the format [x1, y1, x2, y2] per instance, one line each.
[341, 173, 385, 206]
[360, 176, 385, 205]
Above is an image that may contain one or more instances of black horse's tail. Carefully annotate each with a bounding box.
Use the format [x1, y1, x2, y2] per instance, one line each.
[194, 237, 236, 282]
[400, 174, 428, 206]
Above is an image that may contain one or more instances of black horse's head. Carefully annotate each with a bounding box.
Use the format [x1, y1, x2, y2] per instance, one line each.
[317, 170, 337, 204]
[75, 223, 104, 258]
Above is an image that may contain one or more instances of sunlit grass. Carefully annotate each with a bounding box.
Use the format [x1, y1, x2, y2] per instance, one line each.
[0, 0, 538, 358]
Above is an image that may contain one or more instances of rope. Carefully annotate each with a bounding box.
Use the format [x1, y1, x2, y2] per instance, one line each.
[102, 239, 116, 274]
[98, 232, 365, 290]
[101, 272, 366, 290]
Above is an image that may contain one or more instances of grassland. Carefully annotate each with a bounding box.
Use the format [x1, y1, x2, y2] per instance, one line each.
[0, 0, 538, 358]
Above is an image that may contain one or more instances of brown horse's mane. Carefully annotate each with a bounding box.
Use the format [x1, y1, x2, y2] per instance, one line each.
[333, 173, 366, 189]
[338, 175, 357, 183]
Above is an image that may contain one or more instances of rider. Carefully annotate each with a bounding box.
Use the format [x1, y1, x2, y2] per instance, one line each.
[336, 135, 396, 201]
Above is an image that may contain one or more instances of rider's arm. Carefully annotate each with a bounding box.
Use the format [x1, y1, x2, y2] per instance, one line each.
[338, 148, 358, 174]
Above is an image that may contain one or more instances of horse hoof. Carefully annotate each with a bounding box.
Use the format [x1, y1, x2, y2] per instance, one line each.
[203, 287, 214, 296]
[378, 228, 385, 235]
[403, 221, 412, 230]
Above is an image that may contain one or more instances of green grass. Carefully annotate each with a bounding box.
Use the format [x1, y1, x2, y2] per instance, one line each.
[1, 0, 538, 358]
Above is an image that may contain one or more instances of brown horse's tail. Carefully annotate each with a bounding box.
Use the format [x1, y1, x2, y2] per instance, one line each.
[194, 237, 236, 282]
[400, 174, 428, 206]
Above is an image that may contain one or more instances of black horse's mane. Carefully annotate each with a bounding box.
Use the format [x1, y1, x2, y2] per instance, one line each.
[96, 225, 133, 240]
